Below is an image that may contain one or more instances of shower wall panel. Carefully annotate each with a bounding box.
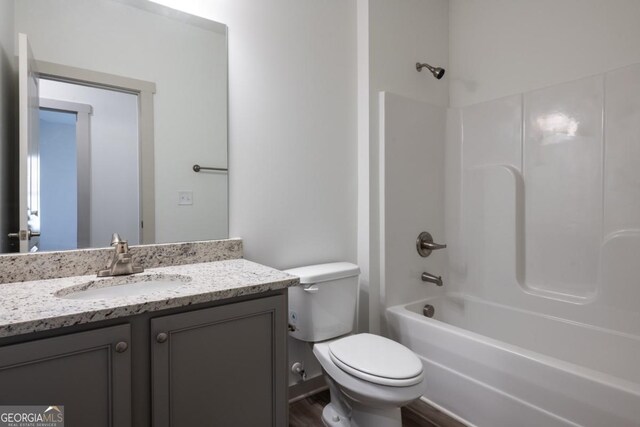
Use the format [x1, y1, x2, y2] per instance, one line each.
[450, 64, 640, 335]
[523, 76, 603, 299]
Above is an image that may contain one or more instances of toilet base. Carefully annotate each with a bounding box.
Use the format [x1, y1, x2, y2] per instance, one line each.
[321, 403, 351, 427]
[350, 401, 402, 427]
[321, 374, 403, 427]
[321, 401, 403, 427]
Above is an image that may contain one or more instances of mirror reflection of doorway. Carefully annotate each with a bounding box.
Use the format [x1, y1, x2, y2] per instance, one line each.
[38, 78, 140, 252]
[39, 107, 82, 251]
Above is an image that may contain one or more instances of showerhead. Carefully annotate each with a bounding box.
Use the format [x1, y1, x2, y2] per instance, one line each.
[416, 62, 445, 80]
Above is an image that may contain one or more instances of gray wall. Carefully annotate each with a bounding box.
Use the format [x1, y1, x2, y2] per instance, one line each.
[0, 0, 17, 252]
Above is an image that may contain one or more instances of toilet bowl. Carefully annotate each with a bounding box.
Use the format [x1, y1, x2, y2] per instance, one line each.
[314, 334, 425, 427]
[285, 263, 426, 427]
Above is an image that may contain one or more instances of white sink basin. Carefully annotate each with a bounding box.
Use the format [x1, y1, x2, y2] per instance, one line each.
[56, 274, 191, 300]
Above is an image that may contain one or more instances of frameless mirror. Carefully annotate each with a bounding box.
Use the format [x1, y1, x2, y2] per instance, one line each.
[0, 0, 228, 253]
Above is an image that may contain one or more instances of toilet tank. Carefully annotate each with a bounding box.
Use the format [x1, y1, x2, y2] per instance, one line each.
[285, 262, 360, 342]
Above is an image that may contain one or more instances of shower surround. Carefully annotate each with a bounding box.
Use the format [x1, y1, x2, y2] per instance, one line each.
[381, 63, 640, 427]
[448, 64, 640, 335]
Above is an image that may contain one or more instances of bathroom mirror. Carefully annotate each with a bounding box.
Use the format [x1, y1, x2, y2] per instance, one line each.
[0, 0, 228, 253]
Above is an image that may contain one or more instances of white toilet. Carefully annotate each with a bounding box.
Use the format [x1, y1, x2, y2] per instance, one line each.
[286, 262, 425, 427]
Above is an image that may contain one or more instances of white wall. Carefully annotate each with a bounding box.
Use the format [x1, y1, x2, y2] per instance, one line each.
[149, 0, 359, 388]
[379, 92, 447, 319]
[447, 1, 640, 338]
[370, 0, 449, 108]
[0, 0, 16, 252]
[356, 0, 371, 335]
[150, 0, 359, 271]
[449, 0, 640, 107]
[366, 0, 449, 333]
[15, 0, 228, 243]
[40, 79, 140, 247]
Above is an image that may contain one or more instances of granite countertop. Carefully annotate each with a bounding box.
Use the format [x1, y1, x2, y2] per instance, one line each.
[0, 259, 299, 339]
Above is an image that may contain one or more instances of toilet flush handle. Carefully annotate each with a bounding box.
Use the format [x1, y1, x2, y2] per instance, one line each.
[302, 284, 319, 294]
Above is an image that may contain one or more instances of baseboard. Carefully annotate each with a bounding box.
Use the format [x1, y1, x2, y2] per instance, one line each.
[288, 375, 328, 403]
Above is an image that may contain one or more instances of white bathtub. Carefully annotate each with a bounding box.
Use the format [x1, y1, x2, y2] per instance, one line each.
[386, 293, 640, 427]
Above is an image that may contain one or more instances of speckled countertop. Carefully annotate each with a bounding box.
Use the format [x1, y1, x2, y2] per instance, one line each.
[0, 259, 299, 339]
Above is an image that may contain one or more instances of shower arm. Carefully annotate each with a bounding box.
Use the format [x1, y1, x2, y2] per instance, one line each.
[416, 62, 445, 79]
[416, 62, 434, 72]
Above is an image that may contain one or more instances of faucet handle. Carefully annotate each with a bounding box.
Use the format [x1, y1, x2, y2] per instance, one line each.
[97, 233, 142, 277]
[416, 231, 447, 257]
[110, 233, 130, 255]
[110, 233, 124, 246]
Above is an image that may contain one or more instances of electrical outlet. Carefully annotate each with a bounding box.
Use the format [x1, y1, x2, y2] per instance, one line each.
[178, 191, 193, 205]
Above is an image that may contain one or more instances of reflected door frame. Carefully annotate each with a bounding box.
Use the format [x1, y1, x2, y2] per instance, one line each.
[39, 98, 92, 248]
[35, 60, 157, 244]
[17, 33, 39, 253]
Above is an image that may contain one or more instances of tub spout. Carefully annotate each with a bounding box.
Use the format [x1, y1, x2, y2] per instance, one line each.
[421, 272, 443, 286]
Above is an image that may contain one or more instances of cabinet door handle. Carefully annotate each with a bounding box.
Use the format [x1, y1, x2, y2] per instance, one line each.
[115, 341, 129, 353]
[156, 332, 168, 343]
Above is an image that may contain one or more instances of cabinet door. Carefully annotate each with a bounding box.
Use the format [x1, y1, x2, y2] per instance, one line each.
[0, 324, 131, 427]
[151, 295, 287, 427]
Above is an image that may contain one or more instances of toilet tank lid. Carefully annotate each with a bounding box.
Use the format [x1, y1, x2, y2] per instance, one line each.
[284, 262, 360, 284]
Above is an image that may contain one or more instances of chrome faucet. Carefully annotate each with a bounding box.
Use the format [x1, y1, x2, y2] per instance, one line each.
[97, 233, 144, 277]
[421, 272, 443, 287]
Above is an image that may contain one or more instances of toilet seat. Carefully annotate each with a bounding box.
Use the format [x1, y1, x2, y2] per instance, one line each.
[328, 333, 424, 387]
[314, 337, 426, 408]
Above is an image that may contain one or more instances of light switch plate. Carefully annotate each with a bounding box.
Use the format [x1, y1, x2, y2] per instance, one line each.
[178, 191, 193, 205]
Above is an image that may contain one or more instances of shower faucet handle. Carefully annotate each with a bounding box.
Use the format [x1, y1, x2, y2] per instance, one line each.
[422, 241, 447, 250]
[416, 231, 447, 257]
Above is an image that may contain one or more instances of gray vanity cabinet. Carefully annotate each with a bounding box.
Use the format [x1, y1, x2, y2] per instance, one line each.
[151, 295, 287, 427]
[0, 324, 132, 427]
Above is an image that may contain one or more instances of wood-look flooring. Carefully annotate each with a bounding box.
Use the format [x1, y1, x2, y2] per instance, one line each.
[289, 390, 466, 427]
